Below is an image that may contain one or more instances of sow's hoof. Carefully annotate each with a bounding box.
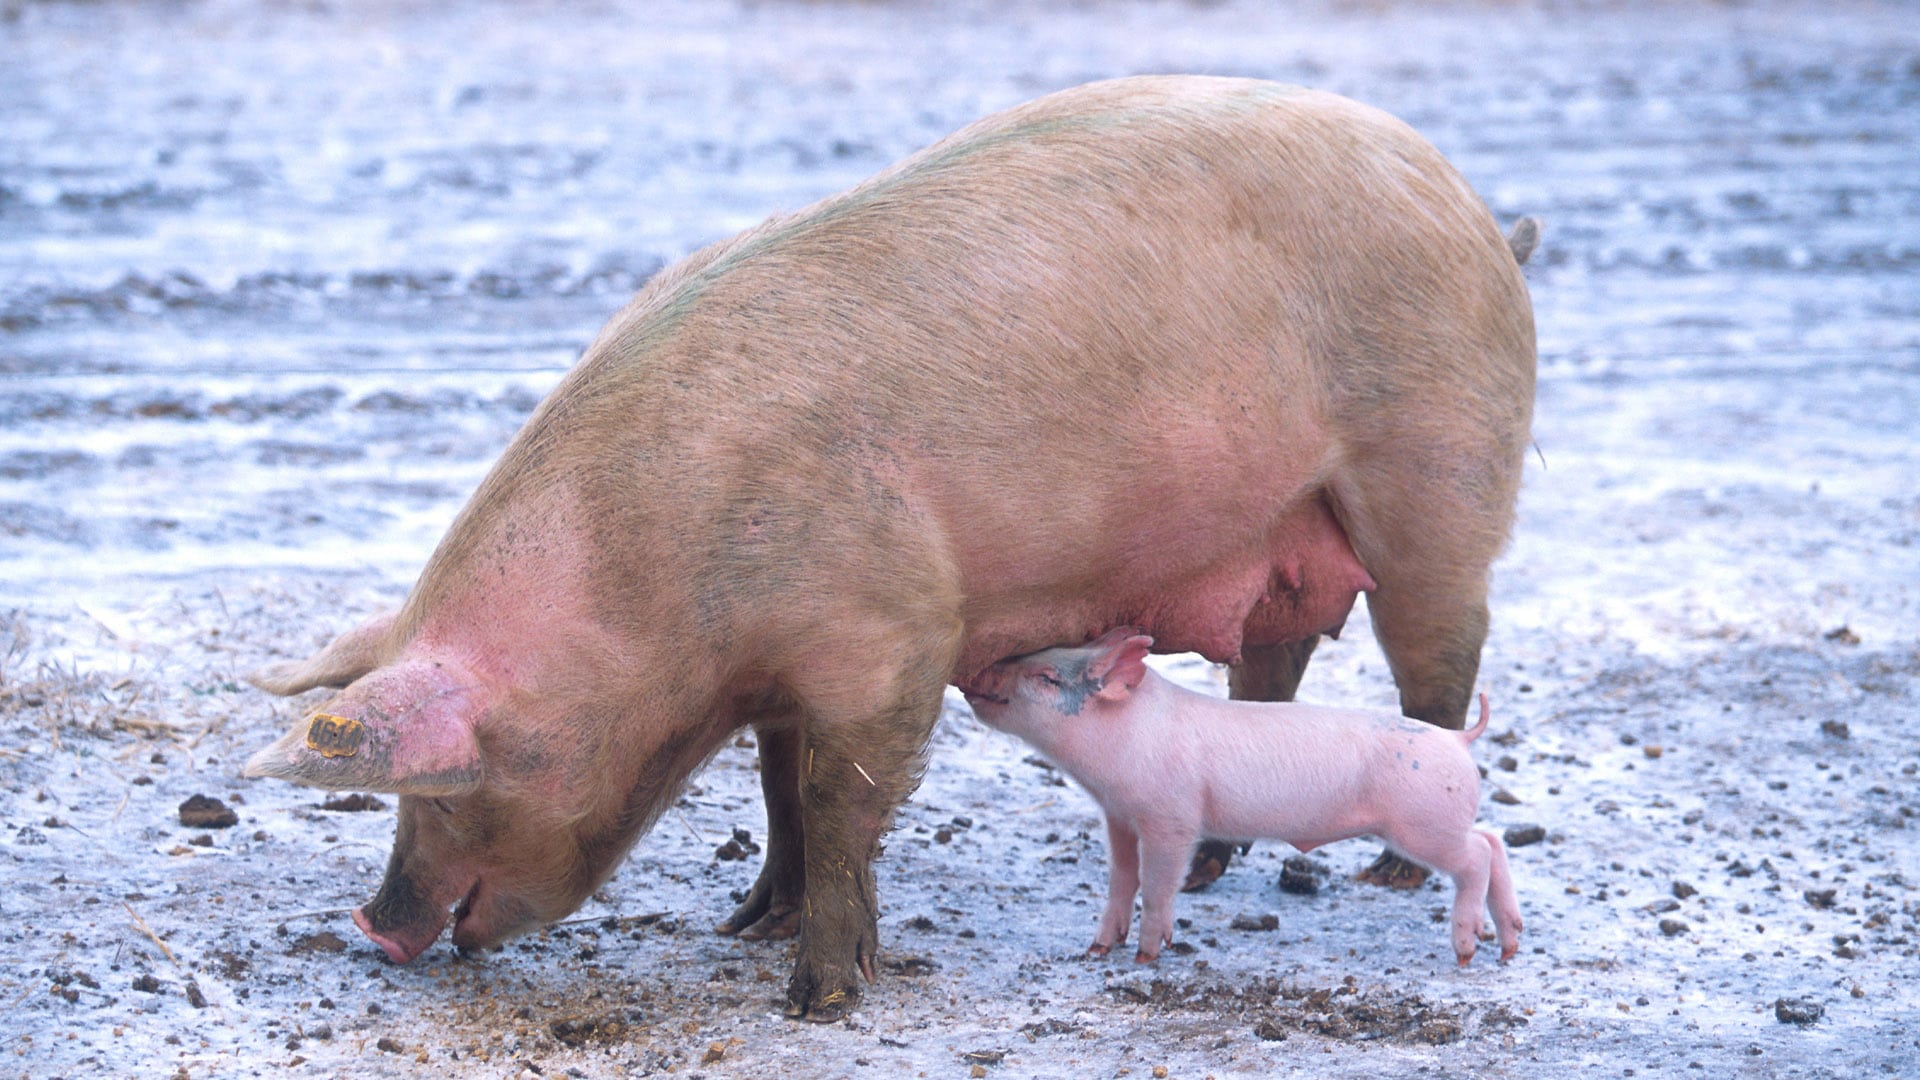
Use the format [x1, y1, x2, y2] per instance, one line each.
[1355, 850, 1432, 890]
[785, 963, 865, 1024]
[715, 896, 802, 942]
[1181, 839, 1248, 893]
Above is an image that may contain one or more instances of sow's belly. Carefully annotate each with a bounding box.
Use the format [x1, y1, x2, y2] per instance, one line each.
[955, 494, 1375, 677]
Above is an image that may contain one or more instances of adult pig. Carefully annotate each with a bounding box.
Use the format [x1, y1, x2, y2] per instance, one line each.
[243, 75, 1537, 1021]
[960, 629, 1523, 965]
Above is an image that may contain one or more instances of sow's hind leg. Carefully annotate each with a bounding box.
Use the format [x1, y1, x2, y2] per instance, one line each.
[779, 631, 953, 1022]
[1340, 436, 1524, 889]
[1183, 635, 1320, 892]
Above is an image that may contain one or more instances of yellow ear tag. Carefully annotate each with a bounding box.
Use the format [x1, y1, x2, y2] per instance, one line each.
[305, 713, 365, 758]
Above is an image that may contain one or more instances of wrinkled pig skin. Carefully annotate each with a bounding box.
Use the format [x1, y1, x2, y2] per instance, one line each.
[243, 75, 1537, 1021]
[961, 629, 1523, 965]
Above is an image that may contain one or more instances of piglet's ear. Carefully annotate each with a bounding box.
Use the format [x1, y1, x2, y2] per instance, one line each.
[243, 658, 484, 796]
[1090, 634, 1154, 701]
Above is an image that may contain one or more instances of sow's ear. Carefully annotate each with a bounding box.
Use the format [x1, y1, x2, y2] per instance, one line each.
[1089, 633, 1154, 701]
[248, 611, 399, 697]
[243, 658, 483, 796]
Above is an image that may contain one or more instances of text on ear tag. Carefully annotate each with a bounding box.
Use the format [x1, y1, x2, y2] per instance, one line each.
[305, 713, 365, 758]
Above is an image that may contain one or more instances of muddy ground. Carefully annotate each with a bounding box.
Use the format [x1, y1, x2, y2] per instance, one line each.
[2, 1, 1917, 1077]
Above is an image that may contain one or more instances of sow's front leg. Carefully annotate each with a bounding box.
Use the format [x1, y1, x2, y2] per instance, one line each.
[716, 724, 805, 941]
[781, 645, 949, 1022]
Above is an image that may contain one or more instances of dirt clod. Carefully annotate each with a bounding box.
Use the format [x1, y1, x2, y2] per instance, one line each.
[319, 793, 386, 812]
[1277, 854, 1329, 895]
[1230, 913, 1280, 931]
[289, 931, 348, 956]
[131, 973, 161, 993]
[177, 794, 238, 829]
[882, 955, 941, 976]
[715, 827, 760, 861]
[1659, 918, 1690, 936]
[550, 1014, 630, 1047]
[1821, 719, 1851, 739]
[1774, 998, 1824, 1025]
[1504, 824, 1546, 847]
[376, 1037, 404, 1053]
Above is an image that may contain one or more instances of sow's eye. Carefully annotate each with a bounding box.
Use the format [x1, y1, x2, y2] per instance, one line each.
[429, 798, 456, 816]
[1031, 671, 1063, 688]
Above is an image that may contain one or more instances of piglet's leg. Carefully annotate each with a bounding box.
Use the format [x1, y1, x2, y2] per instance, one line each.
[1090, 816, 1141, 957]
[1133, 832, 1197, 963]
[1393, 832, 1493, 967]
[1478, 828, 1523, 961]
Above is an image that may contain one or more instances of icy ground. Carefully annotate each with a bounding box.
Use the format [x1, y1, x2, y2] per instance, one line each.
[1, 1, 1916, 1077]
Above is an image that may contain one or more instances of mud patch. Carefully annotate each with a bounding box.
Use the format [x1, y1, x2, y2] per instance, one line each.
[1111, 974, 1528, 1046]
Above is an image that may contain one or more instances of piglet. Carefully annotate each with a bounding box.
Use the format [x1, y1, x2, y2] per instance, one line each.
[959, 628, 1522, 966]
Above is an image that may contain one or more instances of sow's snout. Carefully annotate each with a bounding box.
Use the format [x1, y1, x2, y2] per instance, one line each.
[352, 851, 475, 964]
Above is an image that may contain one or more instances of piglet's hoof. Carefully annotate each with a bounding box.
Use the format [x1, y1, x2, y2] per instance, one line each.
[1355, 850, 1430, 890]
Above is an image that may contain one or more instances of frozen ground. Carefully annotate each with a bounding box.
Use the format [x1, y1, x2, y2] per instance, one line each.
[2, 0, 1917, 1077]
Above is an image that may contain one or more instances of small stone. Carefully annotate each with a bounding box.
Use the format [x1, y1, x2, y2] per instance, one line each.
[934, 828, 953, 844]
[1820, 719, 1850, 740]
[184, 980, 207, 1008]
[319, 793, 387, 813]
[1823, 626, 1860, 645]
[1643, 745, 1664, 759]
[308, 1023, 333, 1041]
[1658, 918, 1689, 937]
[1804, 888, 1837, 910]
[1672, 881, 1697, 900]
[131, 973, 162, 993]
[703, 1042, 726, 1064]
[1504, 824, 1546, 848]
[1774, 997, 1823, 1025]
[1491, 788, 1521, 806]
[1230, 913, 1279, 932]
[1497, 755, 1519, 772]
[376, 1037, 404, 1053]
[1254, 1020, 1288, 1041]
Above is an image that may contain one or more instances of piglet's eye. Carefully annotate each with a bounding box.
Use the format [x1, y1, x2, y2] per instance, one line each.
[1033, 672, 1063, 688]
[430, 798, 455, 815]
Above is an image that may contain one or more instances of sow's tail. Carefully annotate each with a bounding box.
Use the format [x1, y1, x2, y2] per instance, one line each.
[1506, 217, 1542, 265]
[1459, 692, 1491, 745]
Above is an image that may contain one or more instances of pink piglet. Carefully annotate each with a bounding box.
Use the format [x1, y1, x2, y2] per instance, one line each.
[960, 628, 1522, 966]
